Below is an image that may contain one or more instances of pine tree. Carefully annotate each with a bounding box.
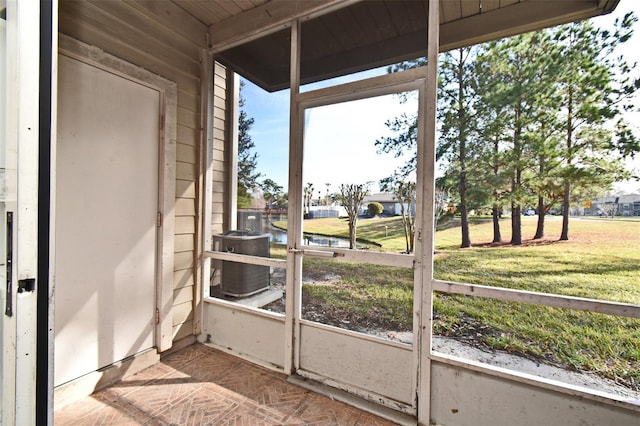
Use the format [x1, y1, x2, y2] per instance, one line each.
[437, 47, 481, 248]
[520, 31, 564, 240]
[237, 80, 262, 208]
[554, 15, 639, 240]
[379, 50, 484, 249]
[478, 33, 548, 245]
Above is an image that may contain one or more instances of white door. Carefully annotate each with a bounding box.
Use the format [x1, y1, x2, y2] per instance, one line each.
[54, 54, 160, 386]
[1, 0, 43, 424]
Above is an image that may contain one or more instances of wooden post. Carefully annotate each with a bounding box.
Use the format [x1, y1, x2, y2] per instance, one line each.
[416, 0, 439, 424]
[284, 19, 302, 375]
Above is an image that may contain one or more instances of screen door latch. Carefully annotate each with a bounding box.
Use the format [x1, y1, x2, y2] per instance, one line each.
[18, 278, 36, 293]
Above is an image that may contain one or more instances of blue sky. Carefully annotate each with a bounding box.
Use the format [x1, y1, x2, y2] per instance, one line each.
[241, 0, 640, 195]
[241, 67, 397, 194]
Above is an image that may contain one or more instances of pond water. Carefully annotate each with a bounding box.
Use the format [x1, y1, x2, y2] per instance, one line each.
[268, 226, 352, 248]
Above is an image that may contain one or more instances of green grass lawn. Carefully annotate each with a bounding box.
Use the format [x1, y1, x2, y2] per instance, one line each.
[277, 215, 640, 390]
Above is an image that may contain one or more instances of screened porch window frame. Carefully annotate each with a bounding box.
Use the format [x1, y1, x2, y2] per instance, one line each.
[200, 0, 640, 414]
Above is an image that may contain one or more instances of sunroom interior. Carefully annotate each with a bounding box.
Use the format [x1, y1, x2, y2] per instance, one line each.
[51, 1, 639, 425]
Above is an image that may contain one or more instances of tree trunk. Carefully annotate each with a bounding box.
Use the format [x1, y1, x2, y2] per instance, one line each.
[459, 172, 471, 248]
[349, 218, 357, 249]
[560, 85, 574, 242]
[399, 193, 410, 253]
[510, 166, 523, 246]
[492, 137, 501, 244]
[492, 204, 502, 243]
[560, 182, 570, 241]
[510, 100, 523, 246]
[403, 217, 410, 253]
[409, 222, 415, 253]
[457, 51, 471, 249]
[533, 196, 545, 239]
[511, 203, 522, 245]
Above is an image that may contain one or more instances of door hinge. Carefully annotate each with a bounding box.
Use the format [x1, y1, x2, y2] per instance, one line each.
[155, 308, 160, 325]
[157, 212, 162, 228]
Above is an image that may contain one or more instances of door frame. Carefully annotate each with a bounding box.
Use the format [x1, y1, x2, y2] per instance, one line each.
[283, 4, 439, 417]
[2, 0, 48, 424]
[285, 67, 427, 414]
[201, 2, 439, 422]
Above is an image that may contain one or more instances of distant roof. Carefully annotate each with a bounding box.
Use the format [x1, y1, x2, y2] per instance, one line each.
[363, 193, 398, 203]
[595, 194, 640, 204]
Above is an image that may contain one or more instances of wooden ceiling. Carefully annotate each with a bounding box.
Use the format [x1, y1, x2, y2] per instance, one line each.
[173, 0, 620, 91]
[172, 0, 270, 26]
[173, 0, 528, 27]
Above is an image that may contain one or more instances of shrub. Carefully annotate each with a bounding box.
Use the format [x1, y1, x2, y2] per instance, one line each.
[367, 202, 383, 217]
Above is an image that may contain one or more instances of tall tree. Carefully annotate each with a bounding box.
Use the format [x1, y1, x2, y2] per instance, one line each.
[527, 118, 564, 239]
[518, 32, 564, 240]
[437, 47, 481, 248]
[237, 80, 262, 208]
[472, 61, 509, 245]
[479, 33, 551, 245]
[554, 15, 639, 240]
[378, 51, 484, 249]
[324, 183, 332, 206]
[303, 182, 315, 215]
[338, 183, 369, 249]
[482, 125, 508, 243]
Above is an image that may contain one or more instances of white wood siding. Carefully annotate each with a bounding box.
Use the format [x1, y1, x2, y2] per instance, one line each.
[58, 0, 209, 345]
[212, 62, 228, 234]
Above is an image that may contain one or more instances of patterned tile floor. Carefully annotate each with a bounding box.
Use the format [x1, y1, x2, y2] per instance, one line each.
[54, 343, 400, 425]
